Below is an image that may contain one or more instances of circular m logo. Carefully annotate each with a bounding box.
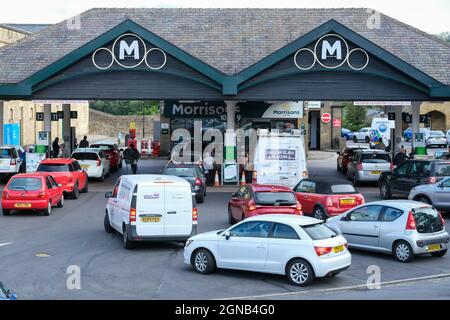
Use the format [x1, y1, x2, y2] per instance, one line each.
[314, 34, 349, 69]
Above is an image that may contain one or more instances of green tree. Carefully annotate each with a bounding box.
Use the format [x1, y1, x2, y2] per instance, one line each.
[89, 100, 160, 115]
[342, 102, 371, 132]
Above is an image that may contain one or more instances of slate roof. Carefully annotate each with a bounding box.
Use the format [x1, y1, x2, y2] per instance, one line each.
[0, 8, 449, 85]
[3, 24, 51, 34]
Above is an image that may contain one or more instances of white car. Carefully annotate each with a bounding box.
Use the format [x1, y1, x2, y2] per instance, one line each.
[71, 148, 110, 180]
[104, 175, 197, 249]
[0, 145, 23, 177]
[352, 127, 372, 143]
[425, 130, 447, 148]
[184, 214, 351, 286]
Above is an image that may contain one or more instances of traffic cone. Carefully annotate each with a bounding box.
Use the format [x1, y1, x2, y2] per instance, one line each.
[214, 170, 220, 187]
[240, 171, 246, 186]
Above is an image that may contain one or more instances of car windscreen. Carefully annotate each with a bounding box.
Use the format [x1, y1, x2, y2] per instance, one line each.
[360, 153, 391, 163]
[330, 184, 357, 194]
[254, 191, 296, 205]
[0, 148, 13, 159]
[37, 164, 69, 172]
[91, 144, 113, 151]
[435, 163, 450, 176]
[164, 167, 195, 177]
[412, 207, 444, 233]
[72, 152, 99, 161]
[8, 177, 42, 191]
[302, 223, 337, 240]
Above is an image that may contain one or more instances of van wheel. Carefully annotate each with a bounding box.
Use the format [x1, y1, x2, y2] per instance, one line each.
[2, 209, 10, 216]
[70, 182, 79, 199]
[57, 195, 64, 208]
[313, 206, 327, 220]
[228, 207, 236, 224]
[192, 249, 216, 274]
[104, 212, 114, 234]
[380, 182, 391, 199]
[286, 258, 314, 286]
[42, 202, 51, 216]
[123, 227, 134, 249]
[393, 241, 414, 263]
[431, 250, 447, 258]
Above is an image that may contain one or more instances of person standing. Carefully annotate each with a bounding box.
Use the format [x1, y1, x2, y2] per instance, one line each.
[123, 143, 140, 174]
[393, 146, 409, 167]
[79, 136, 89, 148]
[203, 152, 215, 186]
[52, 137, 60, 158]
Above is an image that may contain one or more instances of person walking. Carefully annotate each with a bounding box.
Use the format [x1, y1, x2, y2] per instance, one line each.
[52, 137, 60, 158]
[79, 136, 89, 148]
[203, 152, 215, 186]
[393, 146, 409, 167]
[123, 143, 140, 174]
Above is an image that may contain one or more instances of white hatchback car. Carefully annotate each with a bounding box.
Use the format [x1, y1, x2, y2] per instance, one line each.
[71, 148, 110, 180]
[184, 214, 351, 286]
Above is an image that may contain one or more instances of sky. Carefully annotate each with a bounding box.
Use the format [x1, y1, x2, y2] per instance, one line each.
[1, 0, 449, 34]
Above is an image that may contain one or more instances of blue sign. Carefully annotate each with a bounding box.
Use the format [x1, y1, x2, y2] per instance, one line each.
[3, 123, 21, 146]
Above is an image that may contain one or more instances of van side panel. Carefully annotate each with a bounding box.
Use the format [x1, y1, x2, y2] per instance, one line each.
[114, 179, 133, 230]
[135, 186, 165, 236]
[164, 185, 193, 236]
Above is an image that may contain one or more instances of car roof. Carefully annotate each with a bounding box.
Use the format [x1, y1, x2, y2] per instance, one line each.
[249, 184, 293, 192]
[363, 200, 432, 210]
[302, 177, 353, 185]
[165, 162, 199, 168]
[121, 174, 191, 187]
[10, 173, 48, 179]
[72, 148, 102, 154]
[40, 158, 74, 164]
[357, 149, 389, 154]
[246, 214, 322, 226]
[90, 142, 116, 146]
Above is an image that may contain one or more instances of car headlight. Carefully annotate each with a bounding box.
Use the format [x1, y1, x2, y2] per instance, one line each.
[185, 240, 194, 247]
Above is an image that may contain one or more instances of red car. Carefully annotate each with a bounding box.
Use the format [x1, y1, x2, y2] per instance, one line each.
[90, 143, 122, 171]
[228, 184, 303, 224]
[2, 173, 64, 216]
[337, 146, 369, 174]
[36, 158, 88, 199]
[293, 178, 365, 220]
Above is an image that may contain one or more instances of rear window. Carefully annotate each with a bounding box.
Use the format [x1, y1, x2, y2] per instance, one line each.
[360, 153, 391, 163]
[302, 223, 337, 240]
[412, 207, 444, 233]
[8, 177, 42, 191]
[165, 167, 195, 177]
[37, 164, 69, 172]
[435, 163, 450, 176]
[72, 152, 99, 161]
[0, 149, 13, 158]
[330, 184, 357, 194]
[254, 191, 296, 205]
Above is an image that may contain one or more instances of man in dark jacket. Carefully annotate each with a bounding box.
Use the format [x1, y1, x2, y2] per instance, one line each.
[79, 136, 89, 148]
[123, 143, 140, 174]
[393, 146, 409, 167]
[52, 137, 60, 158]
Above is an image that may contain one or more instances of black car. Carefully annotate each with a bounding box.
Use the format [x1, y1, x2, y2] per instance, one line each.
[163, 163, 207, 203]
[379, 159, 450, 199]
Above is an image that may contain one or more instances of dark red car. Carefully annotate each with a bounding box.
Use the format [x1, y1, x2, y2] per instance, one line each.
[2, 173, 64, 216]
[228, 184, 303, 224]
[36, 158, 88, 199]
[90, 143, 123, 171]
[293, 177, 365, 220]
[337, 146, 369, 174]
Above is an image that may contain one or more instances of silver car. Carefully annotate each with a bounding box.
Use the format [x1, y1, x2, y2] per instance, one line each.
[326, 200, 449, 262]
[346, 150, 392, 186]
[409, 177, 450, 212]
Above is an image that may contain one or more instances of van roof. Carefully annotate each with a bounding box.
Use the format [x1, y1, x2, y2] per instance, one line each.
[121, 174, 192, 187]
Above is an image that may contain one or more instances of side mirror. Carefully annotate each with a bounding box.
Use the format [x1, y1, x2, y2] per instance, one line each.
[105, 191, 113, 198]
[340, 215, 348, 221]
[224, 230, 231, 240]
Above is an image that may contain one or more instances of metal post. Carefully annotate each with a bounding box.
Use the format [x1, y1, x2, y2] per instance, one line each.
[62, 104, 71, 154]
[411, 101, 421, 152]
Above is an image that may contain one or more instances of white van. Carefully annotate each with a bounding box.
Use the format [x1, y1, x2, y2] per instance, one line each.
[253, 129, 307, 188]
[104, 174, 197, 249]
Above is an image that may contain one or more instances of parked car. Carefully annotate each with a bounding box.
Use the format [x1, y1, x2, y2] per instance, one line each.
[2, 173, 64, 216]
[379, 160, 450, 199]
[71, 148, 110, 181]
[409, 177, 450, 213]
[184, 214, 351, 286]
[90, 142, 123, 171]
[36, 158, 88, 199]
[163, 163, 207, 203]
[104, 175, 197, 249]
[341, 128, 354, 140]
[293, 178, 365, 220]
[326, 200, 448, 262]
[0, 145, 24, 179]
[228, 184, 302, 224]
[347, 149, 393, 186]
[336, 145, 370, 174]
[0, 282, 17, 300]
[352, 127, 372, 143]
[425, 130, 447, 148]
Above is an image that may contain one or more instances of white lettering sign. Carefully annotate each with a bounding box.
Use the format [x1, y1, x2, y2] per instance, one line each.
[119, 40, 140, 60]
[321, 40, 342, 60]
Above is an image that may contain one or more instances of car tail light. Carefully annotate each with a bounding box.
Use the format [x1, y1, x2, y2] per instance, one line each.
[405, 211, 416, 230]
[359, 196, 365, 204]
[439, 212, 445, 226]
[247, 199, 257, 211]
[96, 159, 101, 167]
[195, 178, 202, 186]
[10, 159, 16, 165]
[129, 208, 137, 223]
[357, 162, 363, 171]
[295, 202, 303, 215]
[314, 246, 332, 256]
[2, 191, 9, 199]
[427, 176, 437, 184]
[390, 163, 394, 170]
[38, 191, 46, 199]
[192, 207, 198, 224]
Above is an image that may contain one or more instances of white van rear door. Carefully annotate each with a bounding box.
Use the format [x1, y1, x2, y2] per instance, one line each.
[164, 185, 193, 236]
[135, 186, 165, 236]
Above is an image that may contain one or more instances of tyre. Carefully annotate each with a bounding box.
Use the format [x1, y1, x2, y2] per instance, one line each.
[365, 136, 370, 143]
[431, 249, 447, 258]
[416, 196, 431, 204]
[42, 202, 52, 216]
[2, 209, 10, 216]
[81, 180, 88, 193]
[123, 227, 134, 249]
[228, 207, 236, 224]
[380, 181, 392, 199]
[70, 182, 79, 199]
[313, 206, 327, 220]
[286, 258, 314, 286]
[352, 136, 357, 143]
[57, 195, 64, 208]
[104, 212, 115, 234]
[192, 249, 216, 274]
[196, 193, 205, 204]
[99, 172, 105, 182]
[393, 240, 414, 263]
[352, 174, 359, 187]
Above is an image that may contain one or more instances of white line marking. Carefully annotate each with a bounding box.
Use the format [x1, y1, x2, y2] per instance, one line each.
[216, 273, 450, 300]
[0, 242, 12, 247]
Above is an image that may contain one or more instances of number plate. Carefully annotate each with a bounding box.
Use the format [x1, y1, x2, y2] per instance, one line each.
[333, 245, 345, 253]
[371, 171, 381, 175]
[15, 203, 32, 208]
[81, 164, 90, 169]
[427, 244, 441, 252]
[340, 198, 356, 205]
[140, 216, 161, 223]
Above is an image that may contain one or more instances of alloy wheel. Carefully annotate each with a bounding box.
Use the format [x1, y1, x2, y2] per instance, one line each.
[289, 262, 309, 284]
[195, 252, 208, 272]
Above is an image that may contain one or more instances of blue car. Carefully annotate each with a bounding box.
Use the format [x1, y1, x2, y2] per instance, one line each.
[0, 282, 17, 300]
[341, 128, 354, 140]
[404, 127, 412, 142]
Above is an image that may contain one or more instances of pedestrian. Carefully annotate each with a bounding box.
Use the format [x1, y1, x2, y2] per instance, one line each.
[79, 136, 89, 148]
[60, 143, 71, 158]
[52, 137, 60, 158]
[203, 152, 215, 186]
[243, 154, 254, 183]
[123, 143, 140, 174]
[393, 146, 409, 167]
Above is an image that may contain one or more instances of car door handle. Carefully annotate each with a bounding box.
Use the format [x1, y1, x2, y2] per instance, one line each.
[167, 211, 177, 214]
[373, 225, 379, 229]
[256, 244, 266, 249]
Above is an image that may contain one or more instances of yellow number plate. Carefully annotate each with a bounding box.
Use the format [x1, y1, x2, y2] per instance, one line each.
[333, 245, 345, 253]
[340, 198, 356, 205]
[81, 164, 90, 169]
[427, 244, 441, 252]
[371, 171, 381, 175]
[141, 216, 161, 223]
[15, 203, 32, 208]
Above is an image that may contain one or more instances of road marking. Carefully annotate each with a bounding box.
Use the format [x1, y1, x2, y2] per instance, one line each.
[0, 242, 12, 247]
[217, 273, 450, 300]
